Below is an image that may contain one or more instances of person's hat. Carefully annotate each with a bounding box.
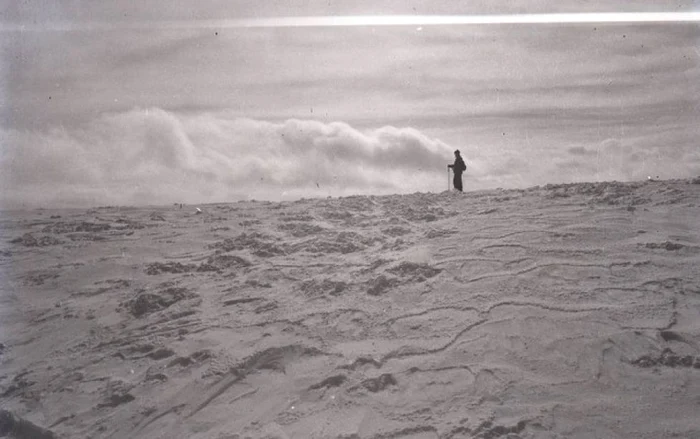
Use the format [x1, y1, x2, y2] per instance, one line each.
[454, 150, 460, 154]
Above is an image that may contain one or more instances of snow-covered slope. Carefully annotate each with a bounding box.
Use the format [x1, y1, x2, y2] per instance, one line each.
[2, 178, 700, 438]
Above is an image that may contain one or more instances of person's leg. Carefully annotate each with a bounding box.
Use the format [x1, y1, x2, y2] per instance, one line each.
[454, 173, 463, 191]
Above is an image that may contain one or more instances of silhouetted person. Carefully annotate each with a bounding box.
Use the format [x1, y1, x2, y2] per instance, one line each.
[448, 150, 466, 191]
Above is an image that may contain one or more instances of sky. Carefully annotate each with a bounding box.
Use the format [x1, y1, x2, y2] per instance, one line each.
[1, 1, 699, 208]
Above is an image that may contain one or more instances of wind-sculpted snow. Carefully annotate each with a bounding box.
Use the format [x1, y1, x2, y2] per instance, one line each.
[1, 178, 700, 438]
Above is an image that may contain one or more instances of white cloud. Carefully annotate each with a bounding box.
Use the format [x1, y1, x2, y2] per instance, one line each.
[2, 107, 699, 209]
[0, 108, 455, 208]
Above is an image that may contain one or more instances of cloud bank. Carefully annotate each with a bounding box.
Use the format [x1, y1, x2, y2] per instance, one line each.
[0, 108, 454, 208]
[2, 107, 699, 209]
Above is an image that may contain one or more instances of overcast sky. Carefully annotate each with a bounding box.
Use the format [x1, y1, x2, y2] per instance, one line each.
[1, 1, 699, 208]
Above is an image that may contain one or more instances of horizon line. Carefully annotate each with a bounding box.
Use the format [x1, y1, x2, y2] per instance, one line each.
[3, 12, 700, 32]
[0, 176, 693, 211]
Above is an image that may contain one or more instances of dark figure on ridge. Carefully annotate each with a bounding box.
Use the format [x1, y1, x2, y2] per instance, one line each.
[448, 150, 466, 192]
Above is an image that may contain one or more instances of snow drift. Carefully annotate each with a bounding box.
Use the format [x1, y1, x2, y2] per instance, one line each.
[1, 178, 700, 438]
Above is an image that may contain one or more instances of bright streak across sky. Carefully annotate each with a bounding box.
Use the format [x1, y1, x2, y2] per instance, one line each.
[236, 12, 700, 27]
[3, 12, 700, 31]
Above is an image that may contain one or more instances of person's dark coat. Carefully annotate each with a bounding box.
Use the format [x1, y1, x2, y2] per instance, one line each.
[448, 151, 466, 191]
[452, 156, 466, 174]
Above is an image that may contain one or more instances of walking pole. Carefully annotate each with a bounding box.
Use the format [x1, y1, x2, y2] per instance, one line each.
[447, 165, 450, 192]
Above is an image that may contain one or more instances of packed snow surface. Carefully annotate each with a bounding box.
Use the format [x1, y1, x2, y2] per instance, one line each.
[1, 178, 700, 438]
